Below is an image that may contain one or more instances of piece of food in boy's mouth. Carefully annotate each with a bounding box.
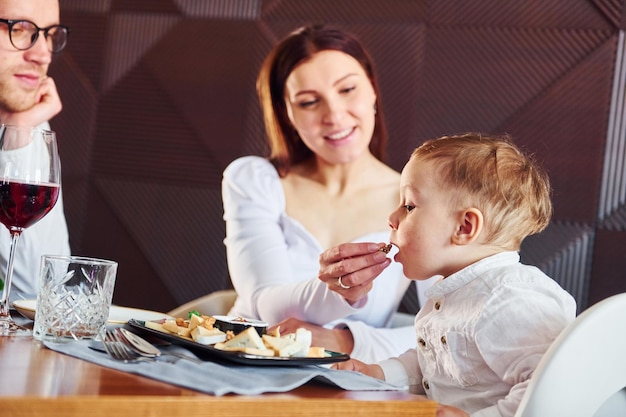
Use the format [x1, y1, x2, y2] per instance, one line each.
[380, 243, 392, 254]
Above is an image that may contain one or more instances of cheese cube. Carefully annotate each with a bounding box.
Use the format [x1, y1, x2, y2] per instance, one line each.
[191, 326, 226, 345]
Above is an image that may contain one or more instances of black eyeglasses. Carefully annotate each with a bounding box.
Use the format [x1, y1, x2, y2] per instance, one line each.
[0, 18, 70, 53]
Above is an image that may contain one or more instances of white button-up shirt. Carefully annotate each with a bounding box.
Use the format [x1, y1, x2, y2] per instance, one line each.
[379, 251, 576, 417]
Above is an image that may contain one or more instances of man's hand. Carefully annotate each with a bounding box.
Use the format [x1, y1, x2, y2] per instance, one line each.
[0, 76, 62, 127]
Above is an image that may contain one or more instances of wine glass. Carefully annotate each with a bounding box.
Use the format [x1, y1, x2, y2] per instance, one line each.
[0, 125, 61, 336]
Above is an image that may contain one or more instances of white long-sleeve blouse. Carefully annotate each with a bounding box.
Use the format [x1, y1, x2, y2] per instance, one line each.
[222, 155, 435, 362]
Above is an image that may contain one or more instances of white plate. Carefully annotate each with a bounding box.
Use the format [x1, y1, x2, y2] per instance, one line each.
[12, 299, 172, 324]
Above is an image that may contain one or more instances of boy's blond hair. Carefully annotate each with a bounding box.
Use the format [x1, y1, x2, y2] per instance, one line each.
[412, 133, 552, 250]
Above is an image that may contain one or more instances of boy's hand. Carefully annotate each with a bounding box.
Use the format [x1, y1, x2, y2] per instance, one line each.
[436, 405, 470, 417]
[331, 358, 385, 380]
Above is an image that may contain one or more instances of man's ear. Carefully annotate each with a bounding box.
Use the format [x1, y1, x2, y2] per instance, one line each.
[452, 208, 483, 245]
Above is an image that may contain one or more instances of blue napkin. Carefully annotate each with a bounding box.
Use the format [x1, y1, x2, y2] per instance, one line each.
[43, 339, 401, 396]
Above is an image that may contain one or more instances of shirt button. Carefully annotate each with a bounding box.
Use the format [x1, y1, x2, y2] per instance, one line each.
[441, 335, 447, 345]
[434, 301, 441, 310]
[423, 380, 430, 390]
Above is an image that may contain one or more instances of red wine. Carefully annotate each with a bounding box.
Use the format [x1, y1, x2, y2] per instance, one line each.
[0, 181, 59, 231]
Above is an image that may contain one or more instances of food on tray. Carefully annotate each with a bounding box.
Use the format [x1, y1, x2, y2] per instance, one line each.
[145, 312, 328, 358]
[214, 327, 274, 356]
[261, 334, 302, 357]
[380, 243, 392, 254]
[162, 319, 192, 338]
[145, 320, 167, 332]
[212, 315, 267, 336]
[146, 313, 227, 345]
[262, 328, 313, 357]
[191, 325, 227, 345]
[214, 326, 327, 358]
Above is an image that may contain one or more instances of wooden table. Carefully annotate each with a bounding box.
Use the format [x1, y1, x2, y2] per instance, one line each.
[0, 335, 436, 417]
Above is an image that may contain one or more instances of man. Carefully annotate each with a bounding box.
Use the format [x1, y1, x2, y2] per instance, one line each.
[0, 0, 70, 296]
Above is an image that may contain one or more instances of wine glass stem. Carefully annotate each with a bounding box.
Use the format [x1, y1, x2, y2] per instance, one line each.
[0, 231, 22, 333]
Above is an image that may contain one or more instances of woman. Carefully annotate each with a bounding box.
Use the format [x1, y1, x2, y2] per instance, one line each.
[222, 25, 435, 362]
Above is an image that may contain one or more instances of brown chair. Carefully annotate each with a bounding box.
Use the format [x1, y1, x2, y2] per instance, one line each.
[167, 289, 237, 318]
[168, 289, 416, 329]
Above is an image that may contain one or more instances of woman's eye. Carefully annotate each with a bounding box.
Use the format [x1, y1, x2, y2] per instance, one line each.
[403, 204, 415, 212]
[298, 99, 318, 108]
[340, 86, 356, 94]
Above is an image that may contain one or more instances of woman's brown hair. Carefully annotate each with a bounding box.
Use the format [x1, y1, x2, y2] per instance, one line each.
[256, 24, 388, 177]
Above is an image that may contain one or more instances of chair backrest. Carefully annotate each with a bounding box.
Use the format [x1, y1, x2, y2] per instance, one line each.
[514, 292, 626, 417]
[167, 289, 237, 318]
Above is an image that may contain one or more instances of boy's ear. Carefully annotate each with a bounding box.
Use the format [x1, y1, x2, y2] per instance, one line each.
[452, 208, 483, 245]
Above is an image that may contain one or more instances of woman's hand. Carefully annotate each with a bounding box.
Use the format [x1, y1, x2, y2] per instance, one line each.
[319, 242, 392, 303]
[331, 358, 385, 380]
[268, 318, 354, 354]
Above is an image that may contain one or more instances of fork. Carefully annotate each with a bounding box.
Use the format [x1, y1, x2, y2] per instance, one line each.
[115, 328, 204, 364]
[104, 328, 203, 364]
[102, 329, 155, 363]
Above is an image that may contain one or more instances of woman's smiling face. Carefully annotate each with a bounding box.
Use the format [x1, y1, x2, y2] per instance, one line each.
[284, 50, 377, 165]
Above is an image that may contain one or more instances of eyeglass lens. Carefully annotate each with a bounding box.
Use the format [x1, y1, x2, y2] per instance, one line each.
[9, 20, 68, 53]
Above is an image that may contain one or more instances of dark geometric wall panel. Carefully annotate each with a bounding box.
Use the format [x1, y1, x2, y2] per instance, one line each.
[503, 40, 615, 223]
[598, 32, 626, 223]
[430, 0, 614, 28]
[521, 224, 595, 313]
[51, 0, 626, 313]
